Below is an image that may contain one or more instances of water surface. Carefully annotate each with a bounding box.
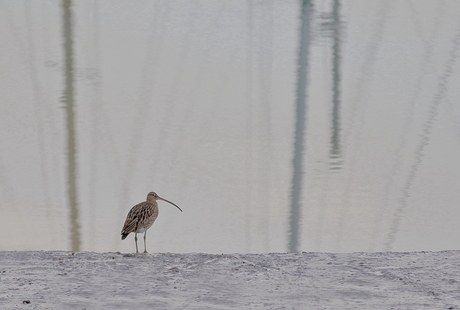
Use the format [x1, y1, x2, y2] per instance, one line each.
[1, 0, 460, 253]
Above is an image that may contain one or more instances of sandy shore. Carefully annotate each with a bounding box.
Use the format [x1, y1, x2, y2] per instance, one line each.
[1, 250, 460, 309]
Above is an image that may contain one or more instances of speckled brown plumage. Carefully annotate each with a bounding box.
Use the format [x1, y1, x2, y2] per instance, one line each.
[121, 201, 159, 240]
[121, 192, 182, 253]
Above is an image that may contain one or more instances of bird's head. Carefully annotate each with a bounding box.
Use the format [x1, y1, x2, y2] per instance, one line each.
[147, 192, 183, 212]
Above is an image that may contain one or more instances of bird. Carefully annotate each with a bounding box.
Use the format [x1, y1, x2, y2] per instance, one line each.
[121, 192, 182, 253]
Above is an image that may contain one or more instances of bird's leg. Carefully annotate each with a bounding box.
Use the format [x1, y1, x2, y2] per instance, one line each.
[143, 232, 148, 253]
[134, 233, 139, 254]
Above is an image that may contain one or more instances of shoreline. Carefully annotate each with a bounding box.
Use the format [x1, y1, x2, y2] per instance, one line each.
[1, 250, 459, 309]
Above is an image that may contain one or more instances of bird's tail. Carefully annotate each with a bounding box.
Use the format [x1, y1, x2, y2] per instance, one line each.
[121, 232, 129, 240]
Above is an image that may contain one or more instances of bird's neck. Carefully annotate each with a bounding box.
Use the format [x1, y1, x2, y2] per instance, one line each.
[146, 197, 157, 204]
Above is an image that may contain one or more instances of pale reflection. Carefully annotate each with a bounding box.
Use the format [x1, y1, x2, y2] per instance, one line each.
[385, 27, 460, 251]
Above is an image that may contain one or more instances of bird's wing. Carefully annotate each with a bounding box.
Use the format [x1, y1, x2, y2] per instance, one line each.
[121, 202, 156, 234]
[121, 203, 144, 234]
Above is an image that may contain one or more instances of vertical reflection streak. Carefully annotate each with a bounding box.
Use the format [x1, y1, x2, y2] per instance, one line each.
[330, 0, 342, 171]
[316, 0, 343, 252]
[335, 0, 389, 252]
[62, 0, 80, 251]
[245, 0, 254, 253]
[289, 0, 312, 253]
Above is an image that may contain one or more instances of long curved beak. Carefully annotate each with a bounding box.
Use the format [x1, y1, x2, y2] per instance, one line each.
[158, 197, 183, 212]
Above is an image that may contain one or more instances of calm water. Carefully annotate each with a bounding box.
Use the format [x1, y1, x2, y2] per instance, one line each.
[1, 0, 460, 253]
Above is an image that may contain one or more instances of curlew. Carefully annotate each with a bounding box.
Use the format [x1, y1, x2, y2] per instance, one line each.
[121, 192, 182, 253]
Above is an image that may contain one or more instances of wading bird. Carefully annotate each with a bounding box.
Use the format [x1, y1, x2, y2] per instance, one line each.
[121, 192, 182, 253]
